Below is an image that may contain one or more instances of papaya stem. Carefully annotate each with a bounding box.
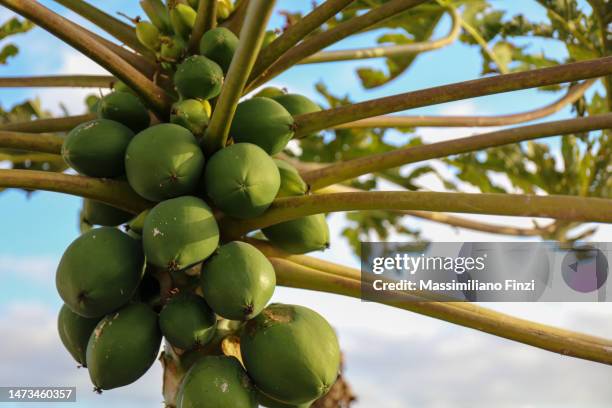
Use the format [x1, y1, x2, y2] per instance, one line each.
[0, 0, 173, 119]
[219, 0, 250, 36]
[335, 79, 594, 129]
[51, 0, 150, 56]
[245, 0, 429, 93]
[249, 0, 354, 81]
[222, 191, 612, 236]
[299, 6, 460, 64]
[0, 169, 151, 213]
[0, 131, 64, 154]
[302, 113, 612, 190]
[0, 114, 97, 133]
[293, 56, 612, 137]
[0, 75, 116, 88]
[188, 0, 217, 54]
[267, 256, 612, 366]
[203, 0, 277, 155]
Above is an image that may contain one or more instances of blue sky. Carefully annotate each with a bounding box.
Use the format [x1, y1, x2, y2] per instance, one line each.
[1, 1, 612, 407]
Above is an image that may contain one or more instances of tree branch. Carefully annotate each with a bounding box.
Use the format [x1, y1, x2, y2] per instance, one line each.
[300, 6, 460, 64]
[51, 0, 149, 56]
[0, 169, 151, 213]
[250, 0, 354, 79]
[0, 0, 173, 118]
[246, 0, 429, 93]
[335, 79, 595, 129]
[0, 131, 63, 154]
[203, 0, 277, 154]
[0, 75, 116, 88]
[222, 191, 612, 236]
[302, 113, 612, 189]
[267, 255, 612, 366]
[293, 56, 612, 136]
[188, 0, 217, 54]
[0, 114, 96, 133]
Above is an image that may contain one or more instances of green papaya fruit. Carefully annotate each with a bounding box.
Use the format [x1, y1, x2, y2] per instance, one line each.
[204, 143, 280, 219]
[273, 159, 308, 198]
[199, 27, 239, 73]
[170, 3, 197, 39]
[175, 55, 224, 100]
[159, 35, 187, 63]
[140, 0, 172, 33]
[125, 123, 205, 201]
[143, 196, 219, 270]
[216, 0, 233, 21]
[82, 199, 132, 226]
[241, 304, 340, 405]
[86, 302, 161, 390]
[62, 119, 134, 178]
[97, 92, 151, 133]
[271, 94, 321, 139]
[262, 214, 329, 254]
[230, 97, 295, 155]
[57, 304, 100, 366]
[136, 20, 161, 51]
[257, 390, 312, 408]
[254, 86, 285, 98]
[159, 292, 217, 349]
[177, 355, 257, 408]
[201, 241, 275, 320]
[170, 99, 211, 136]
[56, 227, 145, 318]
[112, 80, 137, 95]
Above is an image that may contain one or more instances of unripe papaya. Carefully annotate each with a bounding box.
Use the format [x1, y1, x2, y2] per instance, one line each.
[86, 302, 161, 390]
[175, 55, 223, 100]
[204, 143, 280, 219]
[170, 99, 211, 136]
[112, 80, 137, 95]
[271, 94, 321, 138]
[125, 124, 205, 201]
[274, 159, 308, 198]
[159, 292, 217, 350]
[257, 390, 312, 408]
[216, 0, 233, 21]
[177, 355, 257, 408]
[56, 227, 145, 318]
[254, 86, 285, 98]
[241, 304, 340, 405]
[97, 92, 151, 133]
[230, 97, 295, 155]
[57, 304, 100, 366]
[136, 20, 161, 51]
[82, 199, 132, 226]
[143, 196, 219, 270]
[199, 27, 238, 73]
[140, 0, 172, 33]
[201, 241, 275, 320]
[170, 3, 197, 39]
[159, 35, 187, 63]
[262, 214, 329, 254]
[62, 119, 134, 178]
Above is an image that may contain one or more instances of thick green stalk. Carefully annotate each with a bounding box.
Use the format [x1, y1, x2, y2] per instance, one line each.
[0, 0, 173, 118]
[0, 75, 116, 88]
[293, 56, 612, 136]
[51, 0, 149, 55]
[0, 131, 63, 154]
[203, 0, 276, 154]
[0, 114, 96, 133]
[0, 169, 151, 213]
[223, 191, 612, 235]
[188, 0, 217, 54]
[250, 0, 355, 79]
[336, 78, 595, 129]
[246, 0, 428, 92]
[300, 6, 460, 64]
[269, 256, 612, 366]
[303, 113, 612, 189]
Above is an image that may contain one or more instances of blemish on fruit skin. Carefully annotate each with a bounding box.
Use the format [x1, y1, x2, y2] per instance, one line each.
[153, 228, 163, 237]
[214, 378, 229, 393]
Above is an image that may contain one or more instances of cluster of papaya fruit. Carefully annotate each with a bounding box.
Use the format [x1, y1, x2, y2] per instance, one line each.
[56, 1, 339, 407]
